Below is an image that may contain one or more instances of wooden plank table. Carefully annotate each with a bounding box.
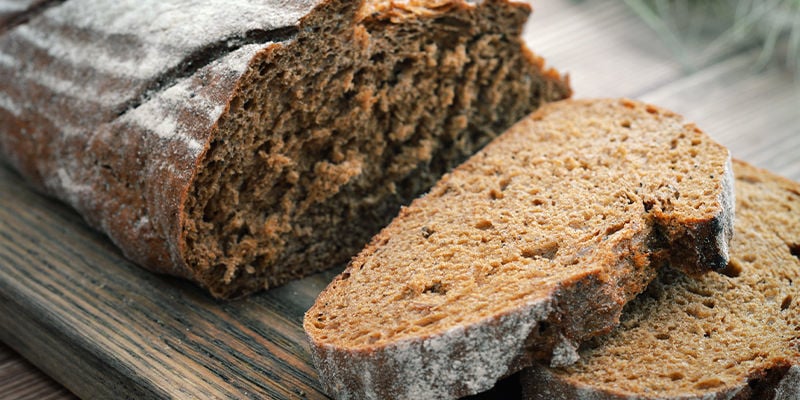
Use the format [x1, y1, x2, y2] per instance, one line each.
[1, 1, 798, 398]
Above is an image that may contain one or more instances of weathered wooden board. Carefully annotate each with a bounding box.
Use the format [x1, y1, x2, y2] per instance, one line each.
[0, 343, 74, 400]
[0, 162, 525, 398]
[0, 163, 339, 399]
[1, 0, 798, 398]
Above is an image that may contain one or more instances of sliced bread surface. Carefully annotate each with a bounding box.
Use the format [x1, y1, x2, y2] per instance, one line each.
[304, 98, 734, 399]
[0, 0, 570, 298]
[522, 160, 800, 400]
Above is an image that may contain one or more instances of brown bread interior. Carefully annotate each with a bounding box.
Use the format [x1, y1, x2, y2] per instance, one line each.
[182, 2, 570, 298]
[523, 161, 800, 400]
[305, 99, 733, 399]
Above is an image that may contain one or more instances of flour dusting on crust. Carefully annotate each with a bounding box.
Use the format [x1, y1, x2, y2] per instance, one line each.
[312, 299, 552, 399]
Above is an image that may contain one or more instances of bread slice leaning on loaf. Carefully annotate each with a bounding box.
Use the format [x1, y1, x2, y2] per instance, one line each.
[522, 160, 800, 400]
[0, 0, 570, 298]
[304, 98, 735, 399]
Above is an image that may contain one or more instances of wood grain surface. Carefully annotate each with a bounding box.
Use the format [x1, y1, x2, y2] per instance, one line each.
[1, 0, 798, 399]
[0, 163, 339, 398]
[0, 343, 74, 400]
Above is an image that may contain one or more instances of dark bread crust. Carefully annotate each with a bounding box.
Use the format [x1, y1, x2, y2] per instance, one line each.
[522, 160, 800, 400]
[0, 0, 570, 297]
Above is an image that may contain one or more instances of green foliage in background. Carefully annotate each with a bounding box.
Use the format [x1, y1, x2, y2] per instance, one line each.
[625, 0, 800, 74]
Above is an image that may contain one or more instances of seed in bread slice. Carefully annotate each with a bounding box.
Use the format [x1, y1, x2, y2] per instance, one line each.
[304, 98, 734, 399]
[522, 160, 800, 400]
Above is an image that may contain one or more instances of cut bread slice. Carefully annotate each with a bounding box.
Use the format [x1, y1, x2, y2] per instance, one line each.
[0, 0, 570, 298]
[304, 99, 734, 399]
[522, 160, 800, 400]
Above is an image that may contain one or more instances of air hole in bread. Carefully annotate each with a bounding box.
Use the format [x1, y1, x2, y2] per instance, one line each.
[423, 281, 447, 295]
[475, 219, 493, 230]
[668, 372, 684, 381]
[604, 222, 625, 237]
[416, 314, 446, 327]
[687, 285, 715, 297]
[782, 295, 793, 311]
[721, 260, 743, 278]
[789, 243, 800, 261]
[685, 303, 712, 318]
[499, 177, 512, 191]
[521, 242, 559, 260]
[624, 192, 636, 205]
[694, 377, 723, 389]
[367, 333, 382, 344]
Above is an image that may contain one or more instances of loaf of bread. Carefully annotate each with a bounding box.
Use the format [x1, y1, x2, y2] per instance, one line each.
[522, 160, 800, 400]
[0, 0, 570, 298]
[304, 99, 734, 399]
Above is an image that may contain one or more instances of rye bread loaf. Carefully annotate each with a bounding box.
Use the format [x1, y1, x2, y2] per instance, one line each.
[0, 0, 570, 298]
[303, 98, 734, 399]
[522, 160, 800, 400]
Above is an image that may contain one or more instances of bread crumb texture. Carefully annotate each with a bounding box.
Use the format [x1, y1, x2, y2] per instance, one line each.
[0, 0, 569, 298]
[523, 160, 800, 400]
[304, 99, 734, 399]
[183, 0, 572, 298]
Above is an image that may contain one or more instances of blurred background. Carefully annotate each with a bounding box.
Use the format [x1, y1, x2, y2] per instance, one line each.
[525, 0, 800, 180]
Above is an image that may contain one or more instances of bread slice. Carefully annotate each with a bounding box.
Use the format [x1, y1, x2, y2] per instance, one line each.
[304, 98, 734, 399]
[0, 0, 570, 298]
[522, 160, 800, 400]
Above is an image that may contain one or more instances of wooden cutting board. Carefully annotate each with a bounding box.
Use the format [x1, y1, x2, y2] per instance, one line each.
[0, 163, 340, 399]
[0, 163, 531, 400]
